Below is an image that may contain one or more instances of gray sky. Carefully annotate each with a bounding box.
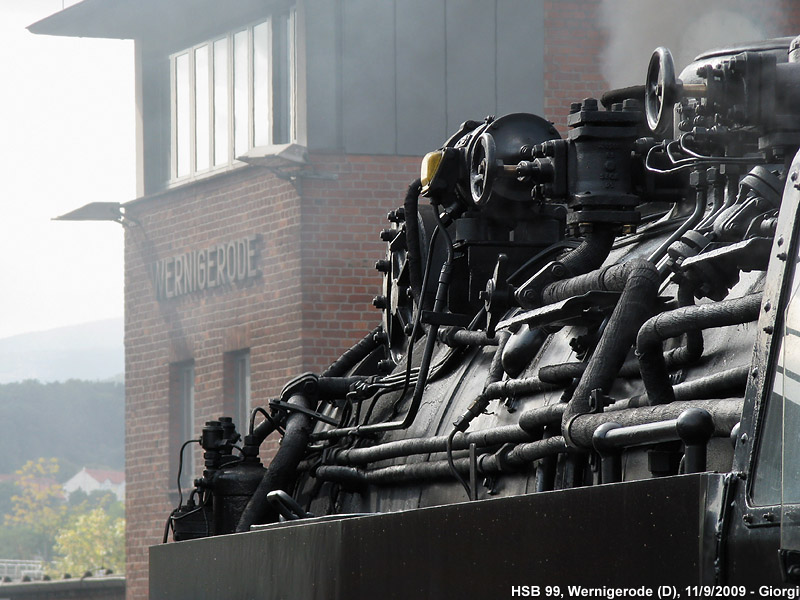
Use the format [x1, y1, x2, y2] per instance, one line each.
[0, 1, 134, 339]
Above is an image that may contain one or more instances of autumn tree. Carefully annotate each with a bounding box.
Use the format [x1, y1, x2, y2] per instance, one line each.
[50, 507, 125, 576]
[4, 458, 67, 560]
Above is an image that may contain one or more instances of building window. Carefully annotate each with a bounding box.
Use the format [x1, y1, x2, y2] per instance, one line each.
[225, 350, 251, 437]
[169, 361, 195, 491]
[170, 10, 297, 181]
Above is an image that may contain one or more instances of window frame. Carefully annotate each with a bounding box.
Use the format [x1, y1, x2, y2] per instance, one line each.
[168, 10, 297, 184]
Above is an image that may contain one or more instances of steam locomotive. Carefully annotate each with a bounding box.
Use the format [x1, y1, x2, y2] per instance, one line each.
[152, 36, 800, 597]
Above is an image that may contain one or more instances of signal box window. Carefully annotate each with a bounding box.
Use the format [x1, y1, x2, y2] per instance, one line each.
[170, 10, 296, 181]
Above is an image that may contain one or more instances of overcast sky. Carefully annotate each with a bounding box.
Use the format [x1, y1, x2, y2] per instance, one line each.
[0, 1, 134, 339]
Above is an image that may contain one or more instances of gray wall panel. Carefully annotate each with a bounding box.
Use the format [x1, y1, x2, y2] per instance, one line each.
[341, 0, 396, 154]
[395, 0, 448, 155]
[303, 0, 341, 151]
[496, 0, 544, 116]
[445, 0, 497, 133]
[298, 0, 546, 158]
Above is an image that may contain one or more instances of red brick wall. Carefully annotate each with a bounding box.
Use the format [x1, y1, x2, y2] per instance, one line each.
[123, 155, 420, 600]
[543, 0, 607, 132]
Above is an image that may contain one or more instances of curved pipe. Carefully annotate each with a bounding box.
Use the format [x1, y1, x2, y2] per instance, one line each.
[539, 283, 705, 386]
[636, 293, 761, 405]
[438, 327, 500, 347]
[236, 393, 314, 532]
[648, 180, 707, 268]
[555, 259, 661, 446]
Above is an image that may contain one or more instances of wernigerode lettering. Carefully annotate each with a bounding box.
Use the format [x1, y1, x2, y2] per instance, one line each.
[152, 235, 259, 300]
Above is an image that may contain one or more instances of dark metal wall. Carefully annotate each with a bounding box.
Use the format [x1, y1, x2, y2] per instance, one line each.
[300, 0, 545, 155]
[150, 474, 724, 599]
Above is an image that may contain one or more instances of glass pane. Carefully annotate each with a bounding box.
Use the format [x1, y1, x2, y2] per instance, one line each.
[253, 21, 270, 148]
[195, 45, 210, 171]
[233, 30, 249, 158]
[213, 38, 229, 166]
[175, 53, 190, 177]
[272, 14, 291, 144]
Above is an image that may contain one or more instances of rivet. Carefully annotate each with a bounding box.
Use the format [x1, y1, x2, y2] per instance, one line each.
[778, 237, 785, 247]
[741, 432, 749, 444]
[764, 301, 772, 312]
[764, 325, 774, 334]
[751, 367, 759, 379]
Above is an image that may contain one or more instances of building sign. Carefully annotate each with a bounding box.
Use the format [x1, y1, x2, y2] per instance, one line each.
[153, 235, 260, 300]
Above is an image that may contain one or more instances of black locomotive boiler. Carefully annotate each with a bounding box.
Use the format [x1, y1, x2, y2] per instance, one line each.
[152, 36, 800, 598]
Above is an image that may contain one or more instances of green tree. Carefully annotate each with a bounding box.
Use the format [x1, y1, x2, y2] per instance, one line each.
[4, 458, 67, 560]
[50, 507, 125, 576]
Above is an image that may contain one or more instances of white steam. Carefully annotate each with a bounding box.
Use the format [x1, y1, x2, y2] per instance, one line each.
[600, 0, 783, 89]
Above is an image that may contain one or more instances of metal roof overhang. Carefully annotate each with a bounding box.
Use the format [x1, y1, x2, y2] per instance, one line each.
[28, 0, 280, 41]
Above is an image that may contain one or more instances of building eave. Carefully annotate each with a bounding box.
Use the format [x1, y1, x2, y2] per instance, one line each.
[28, 0, 295, 42]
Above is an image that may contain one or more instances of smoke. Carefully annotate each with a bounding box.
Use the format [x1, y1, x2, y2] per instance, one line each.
[599, 0, 784, 89]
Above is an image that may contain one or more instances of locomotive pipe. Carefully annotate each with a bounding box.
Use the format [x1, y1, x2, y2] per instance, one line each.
[540, 280, 705, 386]
[550, 259, 661, 446]
[648, 174, 707, 268]
[566, 398, 742, 448]
[331, 423, 533, 466]
[618, 364, 750, 409]
[236, 393, 315, 532]
[439, 327, 500, 347]
[317, 436, 574, 486]
[636, 293, 761, 405]
[452, 330, 511, 432]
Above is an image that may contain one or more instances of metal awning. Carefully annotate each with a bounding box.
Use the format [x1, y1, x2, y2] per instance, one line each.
[28, 0, 284, 41]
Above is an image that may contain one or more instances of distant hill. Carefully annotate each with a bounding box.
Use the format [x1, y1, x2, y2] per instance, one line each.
[0, 379, 124, 476]
[0, 318, 123, 383]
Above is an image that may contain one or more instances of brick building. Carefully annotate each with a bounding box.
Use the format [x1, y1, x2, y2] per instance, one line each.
[29, 1, 800, 599]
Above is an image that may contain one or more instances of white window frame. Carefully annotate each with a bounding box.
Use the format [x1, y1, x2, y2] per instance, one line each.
[169, 9, 297, 184]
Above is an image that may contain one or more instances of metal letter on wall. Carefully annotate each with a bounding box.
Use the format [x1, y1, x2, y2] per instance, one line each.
[151, 235, 261, 301]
